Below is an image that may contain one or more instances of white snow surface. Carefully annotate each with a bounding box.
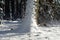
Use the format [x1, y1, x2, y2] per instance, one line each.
[0, 0, 60, 40]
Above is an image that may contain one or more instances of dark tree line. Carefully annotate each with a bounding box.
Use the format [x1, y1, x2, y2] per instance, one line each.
[35, 0, 60, 26]
[0, 0, 27, 20]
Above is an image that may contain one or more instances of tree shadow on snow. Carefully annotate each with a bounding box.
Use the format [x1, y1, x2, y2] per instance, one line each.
[0, 20, 32, 37]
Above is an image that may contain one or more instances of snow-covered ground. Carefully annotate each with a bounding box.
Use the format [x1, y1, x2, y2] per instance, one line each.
[0, 0, 60, 40]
